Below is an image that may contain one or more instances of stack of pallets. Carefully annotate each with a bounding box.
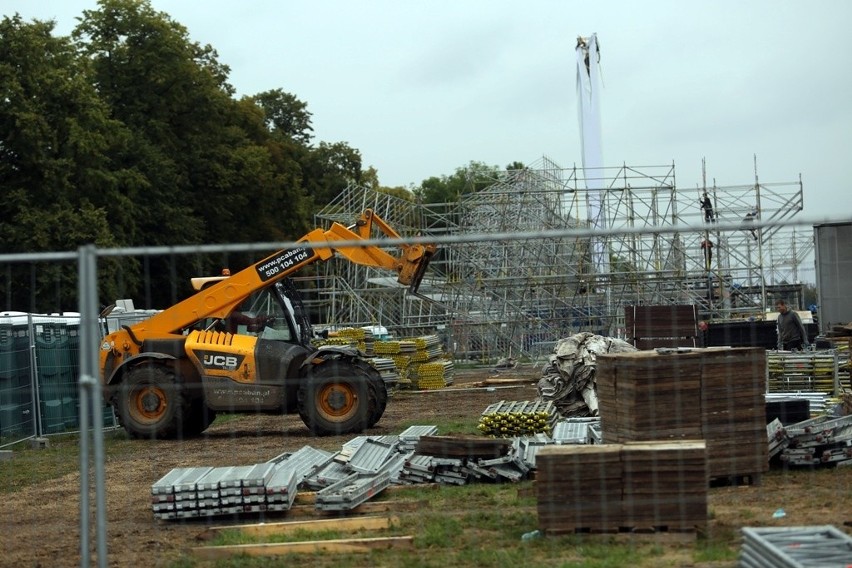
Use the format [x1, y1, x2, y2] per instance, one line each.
[621, 441, 708, 530]
[596, 350, 703, 441]
[536, 441, 707, 534]
[536, 445, 623, 532]
[597, 347, 767, 484]
[700, 347, 767, 480]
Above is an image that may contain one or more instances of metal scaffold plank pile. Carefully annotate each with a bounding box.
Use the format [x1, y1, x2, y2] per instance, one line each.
[776, 414, 852, 467]
[148, 414, 623, 522]
[316, 327, 376, 356]
[409, 359, 454, 390]
[739, 525, 852, 567]
[315, 471, 392, 512]
[366, 357, 400, 387]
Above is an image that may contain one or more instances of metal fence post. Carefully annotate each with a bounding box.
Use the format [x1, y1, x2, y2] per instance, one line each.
[78, 245, 107, 568]
[26, 313, 43, 439]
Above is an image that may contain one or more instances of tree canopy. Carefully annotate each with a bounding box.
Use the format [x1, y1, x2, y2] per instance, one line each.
[0, 0, 513, 312]
[0, 1, 368, 311]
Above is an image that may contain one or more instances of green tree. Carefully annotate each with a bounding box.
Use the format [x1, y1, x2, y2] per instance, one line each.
[302, 141, 363, 208]
[414, 160, 500, 204]
[250, 89, 314, 145]
[0, 14, 131, 310]
[73, 0, 312, 306]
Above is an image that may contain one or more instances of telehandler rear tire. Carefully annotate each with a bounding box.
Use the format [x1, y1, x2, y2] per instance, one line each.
[118, 365, 187, 439]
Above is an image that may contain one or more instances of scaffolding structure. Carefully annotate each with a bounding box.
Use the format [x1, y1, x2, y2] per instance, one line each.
[301, 157, 809, 361]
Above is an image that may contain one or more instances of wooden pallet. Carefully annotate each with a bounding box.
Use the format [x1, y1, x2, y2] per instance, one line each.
[709, 472, 762, 487]
[543, 525, 699, 543]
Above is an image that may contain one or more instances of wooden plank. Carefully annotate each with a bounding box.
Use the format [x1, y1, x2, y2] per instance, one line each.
[192, 535, 414, 559]
[294, 484, 433, 505]
[476, 377, 537, 386]
[200, 515, 398, 539]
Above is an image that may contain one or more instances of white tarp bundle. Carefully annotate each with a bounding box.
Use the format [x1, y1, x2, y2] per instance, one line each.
[537, 332, 637, 417]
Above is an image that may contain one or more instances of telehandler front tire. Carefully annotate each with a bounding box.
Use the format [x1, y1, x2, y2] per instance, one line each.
[117, 365, 187, 439]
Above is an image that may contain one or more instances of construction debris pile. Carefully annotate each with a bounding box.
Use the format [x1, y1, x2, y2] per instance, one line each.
[149, 418, 605, 520]
[537, 332, 637, 418]
[767, 414, 852, 468]
[316, 329, 453, 390]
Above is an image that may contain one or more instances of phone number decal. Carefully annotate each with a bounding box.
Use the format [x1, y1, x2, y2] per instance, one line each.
[255, 247, 316, 282]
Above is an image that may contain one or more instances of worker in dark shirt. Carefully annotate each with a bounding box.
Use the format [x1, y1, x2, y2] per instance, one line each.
[775, 299, 809, 351]
[699, 193, 714, 223]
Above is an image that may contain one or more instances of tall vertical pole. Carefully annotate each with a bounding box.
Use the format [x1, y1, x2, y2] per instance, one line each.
[754, 155, 766, 313]
[79, 245, 107, 567]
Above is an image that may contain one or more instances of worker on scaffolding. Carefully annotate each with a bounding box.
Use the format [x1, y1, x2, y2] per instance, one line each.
[700, 238, 713, 272]
[699, 192, 715, 223]
[742, 207, 759, 240]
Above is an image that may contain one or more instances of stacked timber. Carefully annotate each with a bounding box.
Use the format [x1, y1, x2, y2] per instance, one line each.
[625, 305, 699, 350]
[621, 441, 708, 530]
[536, 442, 708, 534]
[700, 347, 767, 479]
[596, 347, 767, 483]
[536, 445, 623, 532]
[596, 350, 703, 442]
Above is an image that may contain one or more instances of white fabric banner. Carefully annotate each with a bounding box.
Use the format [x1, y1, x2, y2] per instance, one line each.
[576, 33, 609, 277]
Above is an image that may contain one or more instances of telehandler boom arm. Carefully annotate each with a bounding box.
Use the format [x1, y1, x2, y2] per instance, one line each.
[124, 209, 436, 338]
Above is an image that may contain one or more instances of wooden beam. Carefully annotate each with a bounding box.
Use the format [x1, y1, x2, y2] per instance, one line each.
[192, 535, 414, 559]
[201, 515, 398, 539]
[294, 484, 435, 505]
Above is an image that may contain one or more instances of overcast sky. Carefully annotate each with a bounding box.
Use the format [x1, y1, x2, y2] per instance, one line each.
[6, 0, 852, 221]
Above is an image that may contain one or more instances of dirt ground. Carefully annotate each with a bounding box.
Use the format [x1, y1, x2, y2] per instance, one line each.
[3, 367, 851, 568]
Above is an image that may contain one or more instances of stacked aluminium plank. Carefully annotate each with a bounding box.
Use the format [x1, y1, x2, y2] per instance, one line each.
[596, 347, 767, 482]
